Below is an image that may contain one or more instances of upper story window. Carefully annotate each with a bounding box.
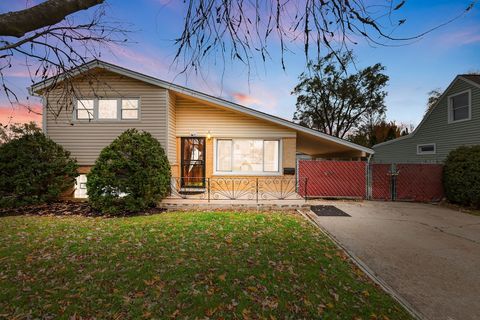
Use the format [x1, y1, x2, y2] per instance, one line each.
[76, 99, 94, 120]
[215, 139, 280, 174]
[75, 98, 139, 121]
[98, 99, 118, 119]
[121, 99, 139, 119]
[448, 90, 471, 123]
[417, 143, 436, 155]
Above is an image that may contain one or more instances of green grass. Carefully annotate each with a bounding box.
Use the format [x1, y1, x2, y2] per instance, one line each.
[0, 212, 412, 319]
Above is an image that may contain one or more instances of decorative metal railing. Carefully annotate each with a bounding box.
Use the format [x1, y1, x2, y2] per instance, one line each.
[170, 177, 308, 202]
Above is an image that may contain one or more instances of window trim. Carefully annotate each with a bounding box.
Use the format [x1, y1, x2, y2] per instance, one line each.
[448, 90, 471, 124]
[213, 138, 282, 176]
[76, 99, 95, 120]
[73, 97, 141, 121]
[74, 174, 88, 199]
[98, 98, 120, 120]
[121, 98, 140, 120]
[417, 143, 436, 155]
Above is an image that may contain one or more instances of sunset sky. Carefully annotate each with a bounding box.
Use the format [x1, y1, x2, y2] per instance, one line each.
[1, 0, 479, 128]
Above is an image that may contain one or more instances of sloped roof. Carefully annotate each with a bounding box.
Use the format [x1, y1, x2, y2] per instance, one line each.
[29, 59, 373, 154]
[460, 74, 480, 86]
[373, 74, 480, 148]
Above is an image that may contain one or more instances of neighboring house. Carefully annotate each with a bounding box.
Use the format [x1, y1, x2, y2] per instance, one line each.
[373, 74, 480, 163]
[30, 60, 372, 199]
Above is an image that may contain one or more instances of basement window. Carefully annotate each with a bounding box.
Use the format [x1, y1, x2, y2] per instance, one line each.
[417, 143, 436, 155]
[74, 174, 88, 198]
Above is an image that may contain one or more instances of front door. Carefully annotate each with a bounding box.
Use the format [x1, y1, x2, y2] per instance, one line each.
[181, 137, 206, 188]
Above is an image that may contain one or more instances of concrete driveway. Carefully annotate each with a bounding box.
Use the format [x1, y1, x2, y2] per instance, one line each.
[307, 201, 480, 320]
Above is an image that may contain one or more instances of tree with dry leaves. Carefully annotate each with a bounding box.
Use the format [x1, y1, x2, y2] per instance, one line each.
[293, 52, 389, 139]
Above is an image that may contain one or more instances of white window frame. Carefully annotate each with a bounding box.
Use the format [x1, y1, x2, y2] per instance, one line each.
[73, 98, 140, 121]
[98, 98, 120, 120]
[417, 143, 436, 155]
[76, 99, 95, 120]
[121, 99, 140, 120]
[74, 174, 88, 198]
[448, 90, 471, 124]
[213, 138, 282, 176]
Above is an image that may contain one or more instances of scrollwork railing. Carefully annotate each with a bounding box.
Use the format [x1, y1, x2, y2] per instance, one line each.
[169, 177, 307, 202]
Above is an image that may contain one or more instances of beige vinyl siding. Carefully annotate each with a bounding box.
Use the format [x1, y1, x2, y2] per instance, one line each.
[373, 78, 480, 163]
[45, 69, 168, 165]
[175, 95, 296, 138]
[166, 91, 177, 163]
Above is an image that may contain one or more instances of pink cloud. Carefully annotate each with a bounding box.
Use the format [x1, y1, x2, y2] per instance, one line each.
[230, 87, 278, 111]
[437, 27, 480, 47]
[0, 103, 42, 126]
[232, 93, 263, 106]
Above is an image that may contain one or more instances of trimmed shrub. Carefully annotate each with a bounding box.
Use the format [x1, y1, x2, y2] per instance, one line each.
[0, 132, 78, 208]
[87, 129, 171, 214]
[443, 145, 480, 208]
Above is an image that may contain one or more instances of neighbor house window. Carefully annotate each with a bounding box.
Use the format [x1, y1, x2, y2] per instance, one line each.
[76, 99, 94, 120]
[417, 143, 436, 155]
[74, 174, 88, 198]
[448, 90, 471, 123]
[75, 98, 139, 120]
[215, 139, 280, 174]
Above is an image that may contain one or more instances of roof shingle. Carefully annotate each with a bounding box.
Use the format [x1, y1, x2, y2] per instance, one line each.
[460, 74, 480, 86]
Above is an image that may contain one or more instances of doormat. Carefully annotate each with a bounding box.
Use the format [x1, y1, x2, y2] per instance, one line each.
[310, 205, 351, 217]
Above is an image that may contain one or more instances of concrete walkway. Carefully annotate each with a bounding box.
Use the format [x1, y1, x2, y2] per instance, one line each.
[307, 201, 480, 320]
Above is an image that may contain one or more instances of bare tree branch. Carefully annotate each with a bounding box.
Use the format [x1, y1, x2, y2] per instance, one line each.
[0, 0, 104, 38]
[0, 2, 130, 123]
[172, 0, 477, 75]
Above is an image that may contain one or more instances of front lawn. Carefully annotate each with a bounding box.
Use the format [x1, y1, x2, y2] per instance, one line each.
[0, 211, 412, 319]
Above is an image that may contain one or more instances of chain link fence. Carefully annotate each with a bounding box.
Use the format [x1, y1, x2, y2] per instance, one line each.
[298, 160, 445, 202]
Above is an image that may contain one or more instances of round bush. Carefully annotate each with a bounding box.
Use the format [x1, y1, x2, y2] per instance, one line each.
[87, 129, 171, 214]
[0, 132, 78, 208]
[443, 145, 480, 208]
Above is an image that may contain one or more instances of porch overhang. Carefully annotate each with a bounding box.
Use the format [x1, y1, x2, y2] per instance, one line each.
[296, 131, 370, 158]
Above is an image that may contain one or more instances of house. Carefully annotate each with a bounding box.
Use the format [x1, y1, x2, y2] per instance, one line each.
[373, 74, 480, 163]
[29, 60, 372, 199]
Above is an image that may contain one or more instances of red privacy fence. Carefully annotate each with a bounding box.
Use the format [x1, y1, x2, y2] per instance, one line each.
[298, 160, 445, 202]
[298, 161, 366, 198]
[395, 164, 444, 202]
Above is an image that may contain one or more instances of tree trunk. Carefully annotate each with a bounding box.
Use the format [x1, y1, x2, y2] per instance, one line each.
[0, 0, 104, 37]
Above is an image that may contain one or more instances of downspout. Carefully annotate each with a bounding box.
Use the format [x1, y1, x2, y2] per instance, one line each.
[366, 153, 373, 200]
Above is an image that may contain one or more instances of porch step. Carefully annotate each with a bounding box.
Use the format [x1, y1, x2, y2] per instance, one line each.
[178, 188, 206, 195]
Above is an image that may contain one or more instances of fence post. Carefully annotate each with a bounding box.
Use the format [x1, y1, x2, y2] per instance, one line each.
[256, 178, 259, 203]
[366, 162, 372, 200]
[304, 177, 308, 202]
[390, 163, 397, 201]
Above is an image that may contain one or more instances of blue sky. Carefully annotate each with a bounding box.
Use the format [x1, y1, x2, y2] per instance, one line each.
[1, 0, 479, 126]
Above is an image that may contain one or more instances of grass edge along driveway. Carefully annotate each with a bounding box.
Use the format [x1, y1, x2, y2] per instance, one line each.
[0, 211, 413, 319]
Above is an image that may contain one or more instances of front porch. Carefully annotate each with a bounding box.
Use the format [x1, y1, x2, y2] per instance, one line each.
[163, 176, 308, 210]
[161, 198, 310, 211]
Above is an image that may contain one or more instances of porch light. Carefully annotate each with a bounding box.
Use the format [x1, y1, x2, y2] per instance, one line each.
[206, 131, 212, 140]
